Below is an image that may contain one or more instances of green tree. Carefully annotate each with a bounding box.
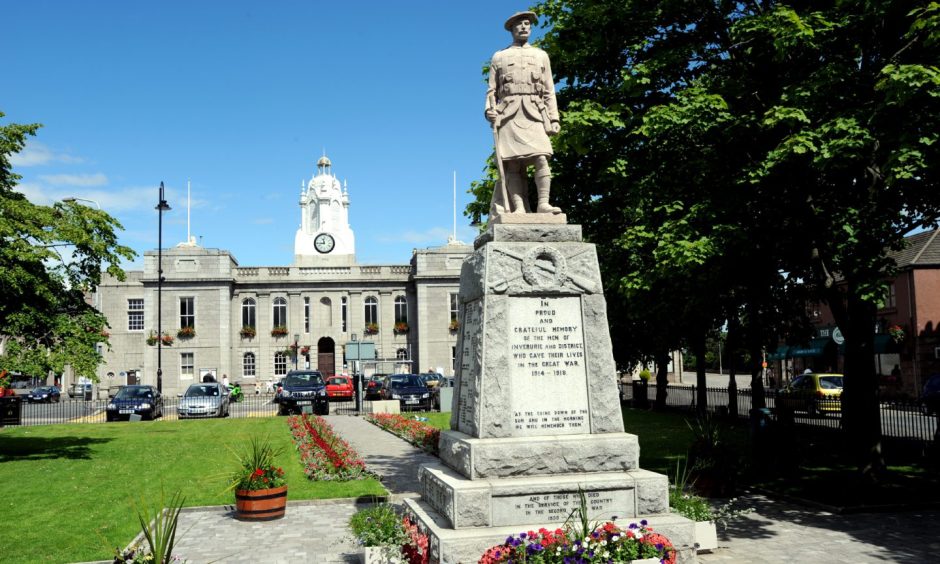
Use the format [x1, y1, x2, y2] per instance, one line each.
[470, 1, 940, 477]
[0, 113, 136, 380]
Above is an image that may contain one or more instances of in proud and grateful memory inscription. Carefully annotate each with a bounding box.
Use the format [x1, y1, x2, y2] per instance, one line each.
[509, 296, 589, 436]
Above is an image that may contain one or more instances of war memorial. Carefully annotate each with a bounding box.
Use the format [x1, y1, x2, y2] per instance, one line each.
[403, 12, 696, 563]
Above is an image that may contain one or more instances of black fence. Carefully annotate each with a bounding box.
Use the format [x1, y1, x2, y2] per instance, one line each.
[0, 389, 442, 427]
[623, 381, 938, 450]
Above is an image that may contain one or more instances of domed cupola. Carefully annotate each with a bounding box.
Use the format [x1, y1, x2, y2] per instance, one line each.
[294, 153, 356, 265]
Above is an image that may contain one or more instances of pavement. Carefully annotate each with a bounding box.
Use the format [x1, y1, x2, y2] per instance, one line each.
[139, 415, 939, 563]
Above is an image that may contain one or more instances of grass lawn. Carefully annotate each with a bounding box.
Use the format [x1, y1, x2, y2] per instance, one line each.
[0, 417, 385, 563]
[621, 406, 940, 508]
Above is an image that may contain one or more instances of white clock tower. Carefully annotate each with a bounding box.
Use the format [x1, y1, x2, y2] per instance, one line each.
[294, 155, 356, 265]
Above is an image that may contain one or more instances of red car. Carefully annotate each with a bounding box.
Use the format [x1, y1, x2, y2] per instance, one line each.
[325, 375, 354, 400]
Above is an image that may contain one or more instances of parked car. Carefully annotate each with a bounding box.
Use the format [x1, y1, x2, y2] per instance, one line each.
[275, 370, 329, 415]
[920, 374, 940, 416]
[68, 383, 93, 399]
[419, 372, 442, 388]
[775, 373, 844, 415]
[106, 385, 163, 421]
[380, 373, 433, 411]
[177, 382, 230, 419]
[27, 386, 61, 403]
[325, 375, 354, 401]
[364, 374, 386, 400]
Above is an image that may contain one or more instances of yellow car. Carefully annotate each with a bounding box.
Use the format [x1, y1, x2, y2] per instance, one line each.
[776, 373, 844, 415]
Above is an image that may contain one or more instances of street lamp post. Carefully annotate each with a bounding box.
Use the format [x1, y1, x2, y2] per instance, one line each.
[156, 182, 171, 393]
[294, 334, 300, 371]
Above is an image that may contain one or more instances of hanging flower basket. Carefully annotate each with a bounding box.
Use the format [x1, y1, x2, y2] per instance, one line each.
[299, 346, 310, 356]
[364, 323, 379, 336]
[146, 331, 159, 346]
[887, 324, 906, 344]
[240, 326, 257, 339]
[161, 332, 174, 346]
[394, 322, 409, 335]
[271, 326, 289, 337]
[177, 326, 196, 339]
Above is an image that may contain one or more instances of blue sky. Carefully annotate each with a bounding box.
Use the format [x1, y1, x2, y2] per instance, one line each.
[4, 0, 539, 268]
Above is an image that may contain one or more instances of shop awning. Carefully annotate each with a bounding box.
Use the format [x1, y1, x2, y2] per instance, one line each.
[767, 345, 790, 361]
[789, 337, 832, 358]
[837, 334, 897, 354]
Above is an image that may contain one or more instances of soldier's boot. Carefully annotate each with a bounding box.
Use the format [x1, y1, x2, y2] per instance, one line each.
[506, 164, 528, 213]
[535, 169, 561, 214]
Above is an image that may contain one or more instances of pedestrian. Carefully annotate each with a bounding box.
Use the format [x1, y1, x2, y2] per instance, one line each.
[222, 374, 230, 389]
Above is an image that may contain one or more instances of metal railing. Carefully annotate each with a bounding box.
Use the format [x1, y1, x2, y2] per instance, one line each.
[1, 389, 445, 427]
[626, 381, 938, 449]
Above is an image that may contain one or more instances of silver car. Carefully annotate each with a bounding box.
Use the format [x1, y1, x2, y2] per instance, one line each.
[177, 383, 230, 419]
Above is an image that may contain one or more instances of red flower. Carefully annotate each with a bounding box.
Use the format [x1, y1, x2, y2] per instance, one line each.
[254, 468, 264, 477]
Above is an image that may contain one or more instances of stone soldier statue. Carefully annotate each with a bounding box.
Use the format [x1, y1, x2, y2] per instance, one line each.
[485, 11, 562, 218]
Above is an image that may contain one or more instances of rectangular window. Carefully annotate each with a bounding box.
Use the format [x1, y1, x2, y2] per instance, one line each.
[243, 353, 256, 377]
[180, 353, 194, 379]
[274, 353, 287, 376]
[341, 297, 348, 332]
[886, 284, 897, 309]
[449, 293, 459, 322]
[451, 346, 457, 372]
[180, 297, 195, 329]
[304, 297, 310, 333]
[127, 299, 144, 331]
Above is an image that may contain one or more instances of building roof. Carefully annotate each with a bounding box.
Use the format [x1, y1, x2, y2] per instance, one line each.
[891, 229, 940, 268]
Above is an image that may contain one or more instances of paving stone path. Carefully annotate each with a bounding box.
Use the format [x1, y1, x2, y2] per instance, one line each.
[150, 415, 940, 563]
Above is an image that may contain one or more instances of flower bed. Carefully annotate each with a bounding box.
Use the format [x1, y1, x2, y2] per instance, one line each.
[366, 413, 441, 455]
[288, 414, 369, 480]
[479, 520, 676, 564]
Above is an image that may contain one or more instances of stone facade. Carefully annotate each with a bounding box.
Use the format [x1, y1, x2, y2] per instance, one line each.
[91, 156, 471, 394]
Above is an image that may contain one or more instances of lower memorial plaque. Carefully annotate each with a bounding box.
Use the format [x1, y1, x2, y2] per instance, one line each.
[508, 296, 589, 437]
[492, 489, 634, 527]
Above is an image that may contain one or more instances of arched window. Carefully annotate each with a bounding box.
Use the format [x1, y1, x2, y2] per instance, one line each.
[274, 352, 287, 376]
[273, 297, 287, 328]
[394, 296, 408, 324]
[396, 348, 409, 360]
[243, 352, 256, 377]
[242, 298, 256, 329]
[364, 296, 378, 326]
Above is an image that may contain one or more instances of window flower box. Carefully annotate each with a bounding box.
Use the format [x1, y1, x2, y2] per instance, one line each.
[239, 326, 257, 339]
[364, 323, 379, 336]
[271, 326, 289, 337]
[177, 326, 196, 339]
[448, 319, 459, 333]
[393, 322, 409, 335]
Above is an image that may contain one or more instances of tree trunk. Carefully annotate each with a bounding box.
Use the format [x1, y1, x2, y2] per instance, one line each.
[726, 320, 739, 419]
[692, 334, 708, 416]
[655, 351, 669, 410]
[839, 293, 885, 479]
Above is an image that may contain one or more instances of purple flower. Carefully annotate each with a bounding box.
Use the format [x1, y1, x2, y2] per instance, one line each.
[656, 542, 664, 550]
[628, 523, 638, 530]
[640, 519, 648, 526]
[520, 532, 527, 539]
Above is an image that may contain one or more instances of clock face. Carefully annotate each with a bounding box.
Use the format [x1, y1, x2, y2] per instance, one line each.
[314, 233, 335, 254]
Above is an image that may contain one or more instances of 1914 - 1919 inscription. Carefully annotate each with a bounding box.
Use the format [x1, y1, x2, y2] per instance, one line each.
[509, 296, 589, 436]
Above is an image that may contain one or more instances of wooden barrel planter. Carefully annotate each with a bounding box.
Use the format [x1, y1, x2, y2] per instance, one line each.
[234, 485, 287, 521]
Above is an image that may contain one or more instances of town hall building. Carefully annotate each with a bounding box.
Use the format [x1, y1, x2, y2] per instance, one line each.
[92, 156, 471, 395]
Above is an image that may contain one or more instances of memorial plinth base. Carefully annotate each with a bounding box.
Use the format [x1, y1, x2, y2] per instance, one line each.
[408, 223, 696, 562]
[417, 462, 669, 529]
[405, 497, 697, 564]
[438, 430, 640, 479]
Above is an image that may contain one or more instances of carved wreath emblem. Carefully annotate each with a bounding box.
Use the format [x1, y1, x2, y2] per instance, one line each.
[522, 245, 568, 289]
